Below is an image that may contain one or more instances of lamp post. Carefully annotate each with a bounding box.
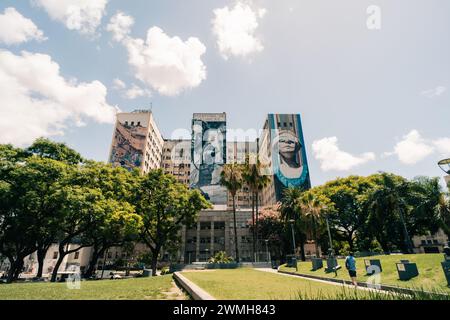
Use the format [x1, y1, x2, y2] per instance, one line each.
[289, 219, 296, 255]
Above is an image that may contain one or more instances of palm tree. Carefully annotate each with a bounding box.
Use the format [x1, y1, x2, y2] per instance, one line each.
[243, 153, 270, 261]
[436, 193, 450, 240]
[299, 192, 327, 258]
[220, 163, 243, 262]
[368, 173, 413, 253]
[280, 187, 307, 260]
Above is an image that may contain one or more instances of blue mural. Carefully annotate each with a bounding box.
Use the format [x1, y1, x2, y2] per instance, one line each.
[268, 114, 311, 200]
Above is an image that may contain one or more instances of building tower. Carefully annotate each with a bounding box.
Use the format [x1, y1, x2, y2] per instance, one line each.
[109, 110, 164, 174]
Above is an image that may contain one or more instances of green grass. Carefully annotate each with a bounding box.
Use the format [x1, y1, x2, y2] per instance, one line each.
[280, 254, 450, 293]
[0, 275, 184, 300]
[182, 269, 450, 300]
[181, 269, 372, 300]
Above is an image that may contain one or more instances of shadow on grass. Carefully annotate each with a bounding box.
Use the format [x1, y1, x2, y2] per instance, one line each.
[292, 285, 450, 300]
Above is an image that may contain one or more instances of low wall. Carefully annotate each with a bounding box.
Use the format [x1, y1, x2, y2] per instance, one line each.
[173, 272, 215, 300]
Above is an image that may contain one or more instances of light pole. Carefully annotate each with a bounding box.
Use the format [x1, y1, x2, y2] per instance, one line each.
[265, 239, 270, 262]
[289, 219, 296, 255]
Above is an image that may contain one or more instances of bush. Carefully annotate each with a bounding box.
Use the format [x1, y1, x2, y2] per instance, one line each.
[160, 266, 170, 275]
[208, 251, 234, 264]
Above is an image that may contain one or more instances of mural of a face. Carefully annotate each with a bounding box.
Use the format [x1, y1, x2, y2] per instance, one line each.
[278, 130, 301, 169]
[190, 119, 227, 205]
[267, 114, 311, 199]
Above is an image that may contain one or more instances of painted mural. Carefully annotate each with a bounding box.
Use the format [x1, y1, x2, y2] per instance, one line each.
[190, 118, 227, 205]
[109, 122, 146, 171]
[268, 114, 311, 200]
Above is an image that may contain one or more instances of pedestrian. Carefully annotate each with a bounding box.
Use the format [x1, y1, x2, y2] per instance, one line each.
[345, 251, 358, 287]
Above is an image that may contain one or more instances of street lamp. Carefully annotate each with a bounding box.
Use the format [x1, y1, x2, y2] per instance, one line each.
[289, 219, 296, 255]
[438, 158, 450, 189]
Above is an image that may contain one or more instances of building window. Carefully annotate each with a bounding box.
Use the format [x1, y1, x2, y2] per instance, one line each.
[214, 222, 225, 230]
[200, 222, 211, 230]
[131, 121, 134, 126]
[53, 252, 58, 259]
[74, 252, 80, 260]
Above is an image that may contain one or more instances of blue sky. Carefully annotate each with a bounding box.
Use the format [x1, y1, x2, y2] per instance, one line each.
[0, 0, 449, 187]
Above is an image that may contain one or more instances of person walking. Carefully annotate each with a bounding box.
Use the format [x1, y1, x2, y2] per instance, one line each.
[345, 252, 358, 287]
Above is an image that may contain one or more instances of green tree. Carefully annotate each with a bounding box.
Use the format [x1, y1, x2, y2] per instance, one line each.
[69, 162, 143, 278]
[0, 153, 68, 282]
[367, 173, 442, 253]
[135, 170, 210, 276]
[367, 173, 414, 253]
[50, 184, 104, 282]
[299, 191, 330, 257]
[27, 138, 83, 164]
[84, 199, 142, 278]
[243, 155, 270, 261]
[25, 138, 84, 277]
[257, 204, 289, 261]
[280, 187, 307, 260]
[437, 194, 450, 239]
[315, 176, 375, 251]
[220, 163, 243, 262]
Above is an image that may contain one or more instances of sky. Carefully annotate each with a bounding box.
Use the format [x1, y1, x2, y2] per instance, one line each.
[0, 0, 449, 187]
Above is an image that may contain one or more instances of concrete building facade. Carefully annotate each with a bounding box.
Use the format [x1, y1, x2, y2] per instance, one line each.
[109, 110, 164, 173]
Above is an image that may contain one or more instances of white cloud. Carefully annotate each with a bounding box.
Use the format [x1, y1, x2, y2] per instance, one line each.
[124, 84, 152, 100]
[212, 2, 266, 59]
[421, 86, 447, 98]
[107, 12, 207, 96]
[112, 78, 126, 90]
[112, 78, 151, 100]
[433, 138, 450, 157]
[312, 137, 376, 171]
[106, 11, 134, 42]
[0, 50, 118, 146]
[387, 130, 434, 165]
[33, 0, 108, 35]
[0, 7, 47, 45]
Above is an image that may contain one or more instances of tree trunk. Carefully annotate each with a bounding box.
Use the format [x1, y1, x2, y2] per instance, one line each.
[150, 245, 161, 277]
[51, 244, 67, 282]
[347, 233, 355, 252]
[377, 236, 390, 254]
[85, 246, 106, 279]
[13, 259, 24, 281]
[36, 245, 50, 278]
[232, 195, 239, 263]
[299, 237, 306, 261]
[6, 258, 18, 284]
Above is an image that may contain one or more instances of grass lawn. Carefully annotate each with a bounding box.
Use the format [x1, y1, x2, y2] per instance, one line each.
[181, 269, 376, 300]
[0, 275, 185, 300]
[280, 254, 450, 293]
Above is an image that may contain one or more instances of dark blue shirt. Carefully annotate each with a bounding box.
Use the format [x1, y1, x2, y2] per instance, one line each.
[345, 256, 356, 271]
